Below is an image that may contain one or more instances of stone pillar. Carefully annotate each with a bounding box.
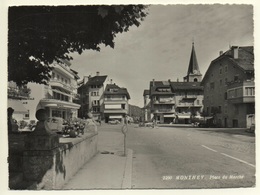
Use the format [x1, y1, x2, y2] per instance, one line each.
[23, 109, 59, 189]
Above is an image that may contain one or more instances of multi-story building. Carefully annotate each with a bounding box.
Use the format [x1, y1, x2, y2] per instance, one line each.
[20, 59, 81, 121]
[147, 42, 204, 124]
[77, 72, 109, 120]
[201, 46, 254, 128]
[170, 82, 204, 124]
[149, 80, 176, 124]
[103, 83, 130, 123]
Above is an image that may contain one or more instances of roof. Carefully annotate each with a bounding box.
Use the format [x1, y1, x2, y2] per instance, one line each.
[170, 82, 204, 91]
[150, 80, 173, 96]
[202, 46, 254, 84]
[224, 46, 254, 71]
[104, 84, 130, 99]
[87, 75, 108, 85]
[187, 42, 200, 75]
[143, 89, 150, 96]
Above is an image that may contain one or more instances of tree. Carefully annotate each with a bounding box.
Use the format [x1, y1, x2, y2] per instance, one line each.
[8, 5, 148, 85]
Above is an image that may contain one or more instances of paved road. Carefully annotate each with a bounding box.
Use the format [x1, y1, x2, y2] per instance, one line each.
[125, 124, 255, 189]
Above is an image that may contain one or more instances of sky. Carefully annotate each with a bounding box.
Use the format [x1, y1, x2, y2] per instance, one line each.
[70, 4, 254, 107]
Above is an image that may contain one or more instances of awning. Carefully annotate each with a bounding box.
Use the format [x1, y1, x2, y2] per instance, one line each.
[8, 99, 28, 113]
[44, 103, 58, 107]
[177, 115, 191, 119]
[164, 114, 176, 118]
[109, 115, 122, 119]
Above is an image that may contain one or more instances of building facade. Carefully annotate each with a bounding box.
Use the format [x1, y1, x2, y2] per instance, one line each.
[20, 60, 81, 121]
[103, 83, 130, 123]
[149, 80, 176, 124]
[171, 82, 204, 124]
[201, 46, 254, 128]
[147, 42, 204, 124]
[77, 72, 109, 120]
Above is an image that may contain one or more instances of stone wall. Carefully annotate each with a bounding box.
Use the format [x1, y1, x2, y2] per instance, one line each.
[23, 132, 98, 190]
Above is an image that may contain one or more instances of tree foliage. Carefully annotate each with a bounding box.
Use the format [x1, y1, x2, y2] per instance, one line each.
[8, 5, 148, 85]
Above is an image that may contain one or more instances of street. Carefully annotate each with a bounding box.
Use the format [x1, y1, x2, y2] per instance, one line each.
[123, 123, 255, 189]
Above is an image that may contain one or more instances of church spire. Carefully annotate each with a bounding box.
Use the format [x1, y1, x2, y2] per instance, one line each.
[184, 41, 202, 82]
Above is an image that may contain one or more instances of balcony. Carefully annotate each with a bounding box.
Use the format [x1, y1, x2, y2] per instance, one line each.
[40, 98, 80, 109]
[103, 109, 128, 114]
[153, 109, 175, 114]
[49, 79, 73, 92]
[227, 80, 255, 104]
[182, 95, 197, 100]
[153, 100, 175, 104]
[176, 103, 202, 108]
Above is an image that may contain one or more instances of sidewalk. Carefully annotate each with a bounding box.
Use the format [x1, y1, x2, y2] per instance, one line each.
[62, 125, 133, 189]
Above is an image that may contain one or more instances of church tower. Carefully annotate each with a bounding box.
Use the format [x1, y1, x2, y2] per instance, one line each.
[183, 42, 202, 82]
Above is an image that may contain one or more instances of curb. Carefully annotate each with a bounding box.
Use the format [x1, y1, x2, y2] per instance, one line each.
[121, 149, 133, 189]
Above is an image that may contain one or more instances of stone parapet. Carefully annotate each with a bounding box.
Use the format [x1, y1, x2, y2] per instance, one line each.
[23, 132, 98, 190]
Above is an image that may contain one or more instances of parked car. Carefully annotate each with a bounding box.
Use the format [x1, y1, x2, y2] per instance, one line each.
[246, 123, 255, 133]
[46, 117, 68, 133]
[108, 120, 120, 125]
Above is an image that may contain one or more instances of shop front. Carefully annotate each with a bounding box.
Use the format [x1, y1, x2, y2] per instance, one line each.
[39, 99, 80, 120]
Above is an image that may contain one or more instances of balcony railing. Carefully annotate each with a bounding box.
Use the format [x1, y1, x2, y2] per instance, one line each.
[153, 109, 175, 113]
[227, 80, 255, 104]
[153, 100, 175, 104]
[49, 79, 74, 91]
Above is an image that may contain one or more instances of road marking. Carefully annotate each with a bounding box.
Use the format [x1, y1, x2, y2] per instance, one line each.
[220, 153, 255, 168]
[201, 145, 218, 152]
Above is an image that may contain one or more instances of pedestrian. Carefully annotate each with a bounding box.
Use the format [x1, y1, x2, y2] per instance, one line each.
[7, 107, 14, 134]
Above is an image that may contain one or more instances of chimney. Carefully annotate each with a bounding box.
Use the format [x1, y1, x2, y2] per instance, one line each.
[110, 79, 113, 84]
[96, 71, 100, 76]
[177, 78, 179, 82]
[219, 51, 223, 56]
[152, 79, 155, 86]
[232, 46, 239, 59]
[83, 76, 89, 84]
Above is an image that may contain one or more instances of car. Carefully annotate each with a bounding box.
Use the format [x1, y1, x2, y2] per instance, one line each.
[246, 123, 255, 133]
[108, 120, 120, 125]
[46, 117, 68, 132]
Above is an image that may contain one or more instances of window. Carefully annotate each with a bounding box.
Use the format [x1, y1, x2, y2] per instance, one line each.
[52, 72, 55, 79]
[210, 82, 215, 89]
[235, 105, 239, 114]
[57, 75, 60, 80]
[219, 68, 222, 75]
[225, 66, 228, 72]
[234, 75, 239, 81]
[224, 92, 227, 100]
[245, 87, 255, 96]
[61, 78, 64, 82]
[220, 79, 222, 86]
[197, 100, 200, 105]
[121, 104, 125, 109]
[218, 106, 222, 113]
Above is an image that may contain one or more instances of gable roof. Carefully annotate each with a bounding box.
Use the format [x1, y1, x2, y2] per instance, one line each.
[143, 89, 150, 96]
[149, 80, 173, 96]
[87, 75, 107, 85]
[104, 84, 130, 99]
[202, 46, 254, 84]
